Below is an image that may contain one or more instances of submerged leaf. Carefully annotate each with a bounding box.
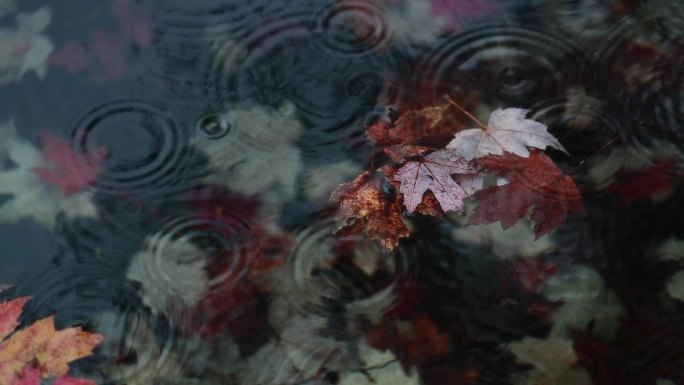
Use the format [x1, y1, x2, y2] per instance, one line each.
[32, 133, 106, 196]
[0, 120, 98, 229]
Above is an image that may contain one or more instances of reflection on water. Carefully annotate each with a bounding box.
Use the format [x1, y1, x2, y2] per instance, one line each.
[1, 0, 684, 384]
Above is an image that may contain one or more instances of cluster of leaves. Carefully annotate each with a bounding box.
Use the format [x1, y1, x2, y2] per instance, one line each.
[331, 97, 584, 249]
[0, 287, 103, 385]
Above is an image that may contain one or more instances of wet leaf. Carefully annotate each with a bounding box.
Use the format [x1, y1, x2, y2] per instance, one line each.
[608, 160, 677, 204]
[331, 171, 410, 250]
[0, 295, 30, 341]
[51, 376, 97, 385]
[367, 104, 463, 162]
[32, 133, 106, 196]
[469, 151, 584, 238]
[452, 202, 555, 260]
[127, 232, 209, 321]
[366, 314, 450, 370]
[112, 0, 154, 47]
[49, 30, 128, 85]
[194, 101, 303, 216]
[429, 0, 500, 32]
[447, 105, 566, 160]
[0, 6, 53, 84]
[394, 149, 481, 213]
[508, 337, 578, 385]
[0, 120, 98, 229]
[0, 292, 103, 385]
[366, 105, 449, 147]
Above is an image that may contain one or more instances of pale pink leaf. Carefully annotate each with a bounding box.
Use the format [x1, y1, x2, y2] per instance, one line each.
[447, 108, 567, 160]
[394, 149, 480, 213]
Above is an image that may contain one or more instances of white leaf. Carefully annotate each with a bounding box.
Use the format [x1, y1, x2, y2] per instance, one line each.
[666, 270, 684, 302]
[541, 265, 624, 339]
[508, 337, 578, 385]
[446, 108, 566, 160]
[0, 6, 53, 84]
[127, 232, 209, 320]
[339, 342, 419, 385]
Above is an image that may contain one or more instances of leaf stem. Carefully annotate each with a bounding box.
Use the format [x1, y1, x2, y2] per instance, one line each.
[444, 95, 488, 131]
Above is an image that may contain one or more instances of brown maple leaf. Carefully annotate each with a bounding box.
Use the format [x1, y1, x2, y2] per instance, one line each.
[469, 151, 584, 238]
[331, 171, 410, 250]
[366, 104, 464, 162]
[0, 290, 103, 385]
[366, 314, 451, 370]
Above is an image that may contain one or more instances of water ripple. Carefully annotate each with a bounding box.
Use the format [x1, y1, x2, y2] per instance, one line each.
[407, 24, 590, 107]
[312, 0, 392, 57]
[69, 99, 195, 196]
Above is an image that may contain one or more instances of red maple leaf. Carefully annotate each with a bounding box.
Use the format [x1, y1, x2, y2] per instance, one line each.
[608, 160, 676, 204]
[469, 151, 584, 238]
[32, 133, 107, 196]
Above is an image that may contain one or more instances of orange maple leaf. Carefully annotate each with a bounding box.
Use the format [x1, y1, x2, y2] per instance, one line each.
[0, 289, 103, 385]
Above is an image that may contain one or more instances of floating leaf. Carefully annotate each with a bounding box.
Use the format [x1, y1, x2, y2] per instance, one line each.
[394, 149, 481, 213]
[469, 151, 583, 238]
[331, 171, 410, 250]
[447, 103, 566, 160]
[0, 292, 103, 385]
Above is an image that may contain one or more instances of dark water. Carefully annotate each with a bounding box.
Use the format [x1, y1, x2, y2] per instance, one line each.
[1, 0, 684, 384]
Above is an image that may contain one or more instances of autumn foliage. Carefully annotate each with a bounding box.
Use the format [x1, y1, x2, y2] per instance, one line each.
[0, 288, 103, 385]
[331, 99, 584, 249]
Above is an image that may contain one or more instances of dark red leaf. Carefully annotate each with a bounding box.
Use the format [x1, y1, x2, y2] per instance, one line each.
[470, 151, 584, 238]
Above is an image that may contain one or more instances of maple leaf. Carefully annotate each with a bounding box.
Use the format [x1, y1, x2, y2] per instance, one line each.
[507, 336, 579, 385]
[428, 0, 499, 32]
[331, 171, 410, 250]
[0, 292, 102, 385]
[608, 160, 677, 204]
[366, 105, 449, 147]
[194, 101, 303, 216]
[366, 314, 450, 370]
[366, 104, 466, 162]
[446, 99, 567, 160]
[0, 121, 98, 229]
[0, 6, 53, 84]
[394, 149, 481, 213]
[469, 151, 584, 238]
[32, 133, 106, 196]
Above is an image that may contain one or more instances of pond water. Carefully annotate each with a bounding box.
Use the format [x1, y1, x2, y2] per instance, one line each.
[1, 0, 684, 384]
